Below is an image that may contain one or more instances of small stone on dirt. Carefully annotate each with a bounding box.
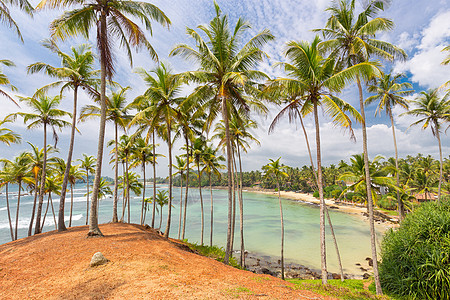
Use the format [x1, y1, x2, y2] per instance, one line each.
[90, 252, 109, 267]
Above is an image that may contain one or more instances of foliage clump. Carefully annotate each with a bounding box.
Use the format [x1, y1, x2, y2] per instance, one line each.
[380, 199, 450, 299]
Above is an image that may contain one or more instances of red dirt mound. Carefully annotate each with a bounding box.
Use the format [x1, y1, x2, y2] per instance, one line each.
[0, 223, 332, 299]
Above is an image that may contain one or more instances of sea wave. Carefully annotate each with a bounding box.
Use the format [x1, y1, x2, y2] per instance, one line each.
[0, 214, 84, 230]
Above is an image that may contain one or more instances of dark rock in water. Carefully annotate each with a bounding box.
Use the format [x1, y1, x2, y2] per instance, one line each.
[90, 252, 109, 267]
[355, 263, 361, 266]
[365, 257, 373, 267]
[277, 259, 281, 265]
[331, 273, 341, 280]
[360, 267, 368, 272]
[363, 273, 370, 279]
[330, 206, 339, 209]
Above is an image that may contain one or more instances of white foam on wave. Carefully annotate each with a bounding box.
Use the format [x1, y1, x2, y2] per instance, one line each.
[0, 214, 84, 230]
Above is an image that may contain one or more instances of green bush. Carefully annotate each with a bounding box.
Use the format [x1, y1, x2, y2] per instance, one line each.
[313, 190, 319, 198]
[380, 200, 450, 299]
[376, 195, 397, 210]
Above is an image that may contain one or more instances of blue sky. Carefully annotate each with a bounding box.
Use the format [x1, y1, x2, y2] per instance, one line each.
[0, 0, 449, 177]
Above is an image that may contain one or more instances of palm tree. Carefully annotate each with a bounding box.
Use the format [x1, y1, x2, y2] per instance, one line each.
[10, 94, 71, 235]
[113, 134, 133, 223]
[131, 63, 182, 237]
[171, 2, 274, 263]
[274, 36, 378, 284]
[78, 154, 96, 225]
[9, 152, 33, 240]
[173, 155, 186, 239]
[262, 158, 288, 280]
[365, 72, 413, 220]
[152, 189, 169, 230]
[67, 164, 84, 227]
[40, 174, 61, 231]
[38, 0, 171, 237]
[0, 160, 15, 240]
[27, 41, 99, 232]
[129, 136, 154, 225]
[192, 136, 206, 245]
[402, 90, 450, 201]
[0, 0, 33, 41]
[0, 59, 19, 106]
[202, 144, 225, 247]
[80, 86, 132, 223]
[0, 117, 21, 145]
[316, 1, 406, 292]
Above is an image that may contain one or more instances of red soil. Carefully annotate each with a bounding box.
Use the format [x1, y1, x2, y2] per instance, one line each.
[0, 223, 333, 299]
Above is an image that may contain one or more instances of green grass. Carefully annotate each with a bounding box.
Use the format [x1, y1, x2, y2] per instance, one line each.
[183, 240, 242, 269]
[288, 279, 391, 300]
[224, 286, 253, 298]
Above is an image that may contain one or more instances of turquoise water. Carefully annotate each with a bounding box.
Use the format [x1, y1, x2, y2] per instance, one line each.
[0, 183, 382, 274]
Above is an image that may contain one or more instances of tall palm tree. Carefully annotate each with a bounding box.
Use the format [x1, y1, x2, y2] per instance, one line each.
[10, 95, 71, 235]
[171, 2, 274, 263]
[274, 36, 378, 284]
[80, 86, 132, 223]
[316, 1, 406, 292]
[40, 174, 61, 231]
[38, 0, 171, 237]
[27, 41, 99, 232]
[366, 72, 413, 220]
[0, 160, 15, 241]
[402, 89, 450, 201]
[262, 158, 288, 280]
[78, 154, 96, 225]
[67, 164, 84, 227]
[131, 63, 182, 237]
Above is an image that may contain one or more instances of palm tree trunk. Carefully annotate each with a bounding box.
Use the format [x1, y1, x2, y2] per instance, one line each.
[152, 131, 157, 228]
[121, 162, 126, 221]
[389, 111, 404, 220]
[178, 172, 183, 239]
[222, 96, 234, 265]
[28, 176, 39, 236]
[182, 135, 189, 239]
[140, 161, 146, 225]
[5, 184, 14, 241]
[126, 155, 130, 223]
[164, 119, 173, 238]
[57, 85, 79, 232]
[159, 205, 163, 229]
[313, 102, 327, 285]
[299, 109, 344, 281]
[69, 183, 74, 227]
[15, 180, 22, 240]
[436, 127, 443, 202]
[230, 150, 237, 256]
[50, 193, 57, 230]
[85, 172, 89, 225]
[35, 122, 48, 235]
[209, 172, 213, 247]
[198, 162, 204, 245]
[41, 193, 50, 231]
[88, 12, 107, 237]
[237, 141, 245, 268]
[357, 77, 381, 295]
[277, 179, 285, 280]
[112, 123, 119, 222]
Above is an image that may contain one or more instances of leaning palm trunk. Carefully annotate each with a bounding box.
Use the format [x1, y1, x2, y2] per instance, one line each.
[151, 131, 157, 228]
[56, 86, 79, 232]
[182, 135, 190, 239]
[277, 179, 285, 280]
[177, 173, 183, 239]
[222, 96, 234, 265]
[69, 183, 74, 227]
[230, 150, 237, 256]
[35, 123, 48, 234]
[298, 110, 344, 281]
[121, 155, 130, 222]
[126, 156, 130, 223]
[140, 162, 146, 225]
[28, 176, 39, 236]
[49, 193, 57, 230]
[237, 142, 245, 267]
[41, 193, 51, 230]
[357, 77, 382, 294]
[112, 123, 119, 222]
[14, 180, 22, 240]
[85, 172, 90, 225]
[313, 102, 327, 285]
[198, 163, 204, 245]
[88, 13, 107, 237]
[164, 120, 173, 238]
[5, 184, 14, 241]
[389, 111, 404, 220]
[436, 128, 443, 201]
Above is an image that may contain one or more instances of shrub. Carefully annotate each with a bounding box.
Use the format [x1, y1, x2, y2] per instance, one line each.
[376, 195, 396, 210]
[379, 200, 450, 299]
[313, 190, 319, 198]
